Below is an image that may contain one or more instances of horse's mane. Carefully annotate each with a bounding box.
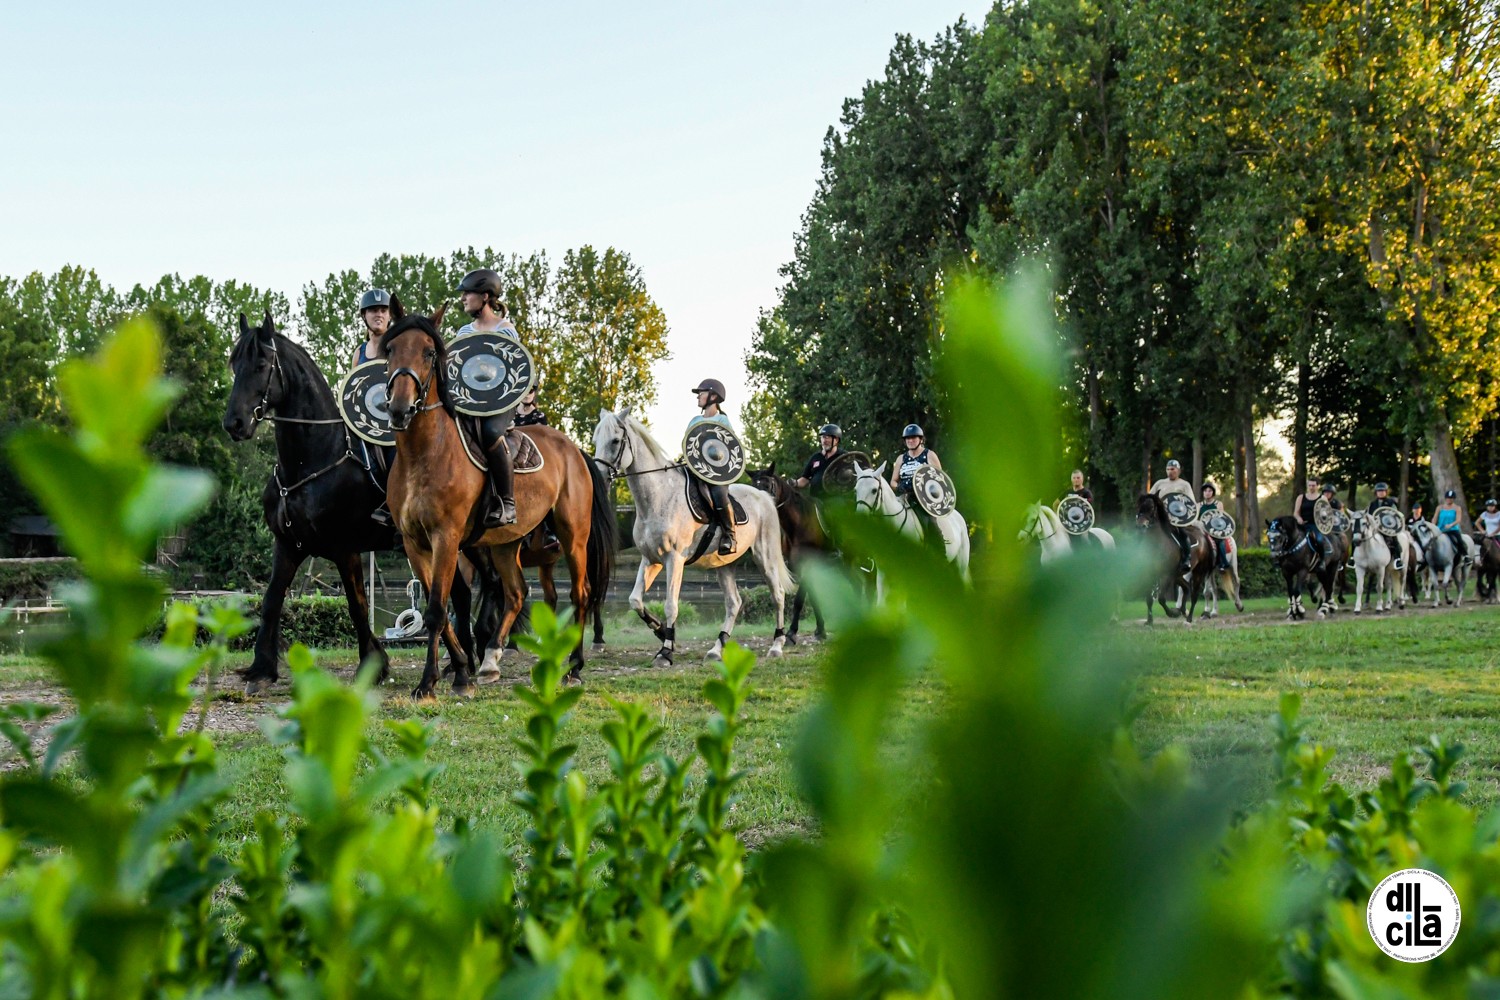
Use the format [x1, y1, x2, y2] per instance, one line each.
[617, 411, 674, 467]
[381, 315, 458, 420]
[1037, 504, 1063, 530]
[1137, 493, 1172, 530]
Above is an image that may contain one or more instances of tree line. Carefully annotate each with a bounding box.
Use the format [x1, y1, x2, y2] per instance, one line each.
[0, 246, 668, 582]
[746, 0, 1500, 537]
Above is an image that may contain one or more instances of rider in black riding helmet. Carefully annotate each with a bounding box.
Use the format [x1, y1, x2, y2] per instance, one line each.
[891, 424, 944, 502]
[1149, 459, 1196, 576]
[354, 289, 400, 527]
[1293, 476, 1335, 566]
[513, 376, 549, 427]
[454, 268, 520, 528]
[1199, 482, 1229, 571]
[689, 378, 738, 556]
[795, 423, 844, 496]
[1366, 481, 1404, 570]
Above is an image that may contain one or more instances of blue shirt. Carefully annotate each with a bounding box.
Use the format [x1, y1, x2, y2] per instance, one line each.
[687, 412, 737, 435]
[1436, 507, 1460, 530]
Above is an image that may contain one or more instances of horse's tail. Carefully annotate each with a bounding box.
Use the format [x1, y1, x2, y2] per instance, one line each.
[758, 497, 798, 598]
[584, 452, 617, 617]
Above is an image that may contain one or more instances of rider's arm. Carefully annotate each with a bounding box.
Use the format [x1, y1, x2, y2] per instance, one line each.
[794, 477, 810, 488]
[927, 451, 943, 472]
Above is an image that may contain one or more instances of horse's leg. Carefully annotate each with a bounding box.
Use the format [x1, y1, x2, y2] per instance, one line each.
[468, 550, 507, 683]
[448, 568, 476, 683]
[560, 516, 590, 681]
[653, 555, 685, 666]
[490, 547, 529, 670]
[708, 567, 742, 661]
[630, 557, 666, 637]
[1354, 564, 1365, 614]
[243, 540, 304, 694]
[331, 549, 390, 684]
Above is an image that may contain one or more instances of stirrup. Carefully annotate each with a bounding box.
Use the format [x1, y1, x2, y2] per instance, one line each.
[484, 498, 517, 528]
[371, 508, 393, 526]
[717, 532, 736, 556]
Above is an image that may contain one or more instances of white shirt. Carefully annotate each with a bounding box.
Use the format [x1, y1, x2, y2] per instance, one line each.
[1481, 510, 1500, 536]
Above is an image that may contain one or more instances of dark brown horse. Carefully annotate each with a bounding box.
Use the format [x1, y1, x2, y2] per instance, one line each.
[381, 303, 606, 698]
[748, 463, 832, 642]
[1134, 494, 1214, 624]
[1476, 534, 1500, 603]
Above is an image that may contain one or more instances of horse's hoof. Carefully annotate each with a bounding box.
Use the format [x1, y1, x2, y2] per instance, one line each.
[785, 633, 798, 646]
[592, 641, 606, 650]
[452, 682, 475, 698]
[562, 671, 584, 687]
[475, 667, 502, 686]
[245, 677, 273, 697]
[706, 647, 723, 662]
[411, 688, 439, 704]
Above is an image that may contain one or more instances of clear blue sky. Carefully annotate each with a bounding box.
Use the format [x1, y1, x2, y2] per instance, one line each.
[2, 1, 987, 434]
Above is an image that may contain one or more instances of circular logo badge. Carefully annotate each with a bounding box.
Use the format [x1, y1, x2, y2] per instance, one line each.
[1367, 868, 1460, 962]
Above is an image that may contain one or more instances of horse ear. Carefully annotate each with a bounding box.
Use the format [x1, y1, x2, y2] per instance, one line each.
[620, 403, 633, 419]
[262, 308, 275, 333]
[431, 302, 447, 327]
[238, 312, 250, 336]
[875, 461, 888, 477]
[389, 294, 406, 320]
[769, 461, 776, 474]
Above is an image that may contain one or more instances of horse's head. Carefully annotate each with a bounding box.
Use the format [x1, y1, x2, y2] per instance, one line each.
[748, 463, 782, 501]
[223, 309, 281, 441]
[1019, 502, 1043, 541]
[1265, 515, 1299, 557]
[381, 301, 449, 431]
[592, 405, 631, 476]
[1350, 510, 1368, 543]
[854, 461, 888, 512]
[1133, 493, 1164, 530]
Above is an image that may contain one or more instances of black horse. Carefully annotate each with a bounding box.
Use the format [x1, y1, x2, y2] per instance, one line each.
[222, 311, 473, 693]
[748, 464, 832, 643]
[1265, 515, 1342, 620]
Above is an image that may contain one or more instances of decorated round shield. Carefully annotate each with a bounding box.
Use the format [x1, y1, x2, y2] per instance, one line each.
[912, 466, 957, 517]
[1313, 496, 1338, 535]
[1163, 493, 1199, 528]
[1333, 509, 1352, 534]
[444, 331, 536, 417]
[821, 450, 872, 492]
[1057, 495, 1095, 535]
[337, 360, 395, 446]
[1200, 508, 1236, 540]
[1375, 506, 1405, 538]
[683, 421, 746, 486]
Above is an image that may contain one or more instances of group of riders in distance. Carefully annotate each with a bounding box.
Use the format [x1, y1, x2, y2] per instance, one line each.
[1033, 454, 1500, 626]
[221, 270, 969, 699]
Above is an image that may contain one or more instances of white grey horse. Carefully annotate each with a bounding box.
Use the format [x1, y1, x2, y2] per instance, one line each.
[1019, 502, 1116, 564]
[854, 463, 970, 602]
[592, 407, 792, 665]
[1410, 520, 1470, 606]
[1349, 511, 1407, 613]
[1201, 537, 1245, 618]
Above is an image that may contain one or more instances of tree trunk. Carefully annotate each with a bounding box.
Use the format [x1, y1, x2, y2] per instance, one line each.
[1430, 419, 1470, 530]
[1293, 360, 1309, 490]
[1233, 421, 1248, 545]
[1191, 435, 1203, 494]
[1490, 418, 1496, 501]
[1142, 419, 1154, 493]
[1243, 406, 1261, 544]
[1399, 435, 1411, 512]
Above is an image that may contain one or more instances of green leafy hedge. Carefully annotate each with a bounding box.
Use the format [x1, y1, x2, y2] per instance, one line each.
[0, 557, 79, 602]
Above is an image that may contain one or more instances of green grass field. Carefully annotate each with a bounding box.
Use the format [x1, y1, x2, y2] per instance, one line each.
[5, 594, 1500, 839]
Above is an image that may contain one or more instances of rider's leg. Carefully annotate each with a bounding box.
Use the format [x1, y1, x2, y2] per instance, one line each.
[708, 483, 736, 556]
[1384, 535, 1403, 569]
[1214, 537, 1228, 571]
[480, 415, 516, 528]
[1174, 529, 1191, 576]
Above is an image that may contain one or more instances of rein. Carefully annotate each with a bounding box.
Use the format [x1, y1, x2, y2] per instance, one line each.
[856, 479, 915, 532]
[595, 420, 682, 481]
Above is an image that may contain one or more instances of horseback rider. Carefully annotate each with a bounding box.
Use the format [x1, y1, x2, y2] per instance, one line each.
[1149, 459, 1195, 575]
[1436, 489, 1469, 563]
[689, 378, 739, 556]
[1366, 481, 1404, 569]
[795, 423, 845, 494]
[353, 289, 400, 527]
[1292, 477, 1334, 565]
[1067, 469, 1093, 502]
[1479, 498, 1500, 539]
[1409, 499, 1426, 526]
[890, 424, 944, 503]
[454, 268, 520, 528]
[514, 374, 549, 428]
[353, 288, 392, 366]
[1199, 482, 1229, 571]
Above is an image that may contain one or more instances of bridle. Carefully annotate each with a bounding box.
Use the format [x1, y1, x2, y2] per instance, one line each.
[855, 474, 915, 531]
[244, 335, 345, 430]
[384, 335, 445, 424]
[593, 416, 682, 483]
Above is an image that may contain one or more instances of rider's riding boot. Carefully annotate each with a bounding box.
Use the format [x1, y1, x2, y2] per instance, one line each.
[1216, 541, 1229, 572]
[1175, 533, 1191, 577]
[542, 514, 560, 553]
[483, 438, 517, 528]
[710, 484, 736, 556]
[1386, 538, 1404, 571]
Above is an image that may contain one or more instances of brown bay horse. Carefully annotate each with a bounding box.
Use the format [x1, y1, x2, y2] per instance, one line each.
[382, 303, 606, 698]
[1134, 494, 1214, 624]
[748, 464, 832, 642]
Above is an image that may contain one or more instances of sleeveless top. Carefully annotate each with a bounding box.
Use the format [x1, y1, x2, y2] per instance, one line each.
[687, 412, 736, 434]
[1436, 506, 1460, 530]
[1298, 493, 1318, 525]
[356, 341, 378, 365]
[897, 448, 930, 492]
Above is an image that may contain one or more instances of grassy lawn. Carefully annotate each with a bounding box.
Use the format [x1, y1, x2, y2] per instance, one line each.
[5, 594, 1500, 839]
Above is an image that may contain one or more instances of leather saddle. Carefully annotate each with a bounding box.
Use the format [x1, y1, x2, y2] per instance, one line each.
[684, 470, 748, 526]
[457, 419, 545, 474]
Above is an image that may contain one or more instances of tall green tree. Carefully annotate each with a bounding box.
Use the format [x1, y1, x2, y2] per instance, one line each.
[550, 245, 670, 441]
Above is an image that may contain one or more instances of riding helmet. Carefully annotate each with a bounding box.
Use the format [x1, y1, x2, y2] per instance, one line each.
[455, 268, 504, 299]
[691, 378, 727, 402]
[358, 288, 391, 313]
[1321, 484, 1337, 495]
[819, 423, 843, 440]
[1445, 489, 1457, 499]
[1373, 481, 1389, 491]
[1488, 499, 1498, 507]
[1165, 458, 1180, 469]
[902, 423, 925, 439]
[1202, 481, 1217, 496]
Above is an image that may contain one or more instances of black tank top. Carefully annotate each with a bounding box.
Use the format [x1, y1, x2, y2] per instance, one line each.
[1298, 494, 1318, 524]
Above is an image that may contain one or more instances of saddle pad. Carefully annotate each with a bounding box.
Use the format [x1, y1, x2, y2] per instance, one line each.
[507, 429, 544, 474]
[684, 471, 748, 525]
